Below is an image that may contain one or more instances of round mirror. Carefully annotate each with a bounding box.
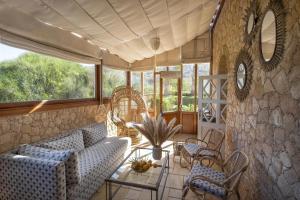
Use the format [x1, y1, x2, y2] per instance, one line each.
[261, 10, 276, 61]
[237, 63, 246, 89]
[247, 13, 255, 34]
[234, 49, 253, 102]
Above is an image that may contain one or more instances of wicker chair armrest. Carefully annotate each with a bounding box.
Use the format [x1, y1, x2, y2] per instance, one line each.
[185, 138, 208, 146]
[195, 148, 223, 160]
[112, 115, 126, 125]
[198, 156, 224, 169]
[189, 174, 224, 188]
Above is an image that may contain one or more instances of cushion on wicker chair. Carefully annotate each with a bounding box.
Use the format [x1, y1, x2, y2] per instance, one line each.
[183, 143, 215, 157]
[184, 164, 226, 197]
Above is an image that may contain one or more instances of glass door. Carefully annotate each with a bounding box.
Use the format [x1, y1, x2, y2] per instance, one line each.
[159, 73, 181, 125]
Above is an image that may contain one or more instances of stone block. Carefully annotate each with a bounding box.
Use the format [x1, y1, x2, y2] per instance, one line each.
[278, 174, 293, 197]
[284, 168, 298, 185]
[258, 109, 269, 123]
[270, 108, 283, 127]
[280, 152, 292, 168]
[252, 97, 259, 115]
[285, 141, 296, 157]
[264, 79, 275, 93]
[293, 182, 300, 200]
[274, 128, 285, 144]
[269, 92, 280, 110]
[291, 79, 300, 100]
[272, 70, 290, 95]
[283, 114, 296, 133]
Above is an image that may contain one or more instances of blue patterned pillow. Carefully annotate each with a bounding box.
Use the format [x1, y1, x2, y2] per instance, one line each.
[81, 123, 108, 147]
[40, 130, 85, 152]
[18, 145, 80, 185]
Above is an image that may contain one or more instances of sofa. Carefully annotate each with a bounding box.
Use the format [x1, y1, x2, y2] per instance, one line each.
[0, 122, 131, 200]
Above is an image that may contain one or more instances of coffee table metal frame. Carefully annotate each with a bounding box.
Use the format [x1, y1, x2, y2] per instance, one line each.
[105, 147, 169, 200]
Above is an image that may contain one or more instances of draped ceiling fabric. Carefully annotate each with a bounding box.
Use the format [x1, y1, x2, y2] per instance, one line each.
[0, 0, 217, 69]
[131, 31, 210, 70]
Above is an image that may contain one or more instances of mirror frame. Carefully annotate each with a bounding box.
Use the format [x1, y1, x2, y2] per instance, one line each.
[234, 49, 253, 102]
[244, 0, 261, 46]
[259, 0, 286, 71]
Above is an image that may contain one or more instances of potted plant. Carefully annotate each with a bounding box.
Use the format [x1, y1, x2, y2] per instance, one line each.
[133, 113, 182, 160]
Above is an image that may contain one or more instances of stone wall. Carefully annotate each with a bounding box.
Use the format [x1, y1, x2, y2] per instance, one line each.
[0, 104, 108, 153]
[213, 0, 300, 199]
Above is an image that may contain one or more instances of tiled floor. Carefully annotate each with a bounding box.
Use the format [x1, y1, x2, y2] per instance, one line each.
[91, 134, 220, 200]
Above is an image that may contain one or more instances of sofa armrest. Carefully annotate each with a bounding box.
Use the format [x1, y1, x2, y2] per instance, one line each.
[0, 154, 67, 200]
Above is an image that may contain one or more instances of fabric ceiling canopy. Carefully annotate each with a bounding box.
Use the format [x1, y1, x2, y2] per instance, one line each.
[131, 31, 210, 70]
[0, 0, 218, 66]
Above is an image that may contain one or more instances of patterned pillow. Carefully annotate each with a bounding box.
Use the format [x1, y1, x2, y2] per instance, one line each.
[81, 123, 108, 147]
[18, 145, 80, 185]
[40, 130, 85, 152]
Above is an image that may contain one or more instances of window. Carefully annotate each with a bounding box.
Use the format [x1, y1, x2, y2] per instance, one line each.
[182, 64, 196, 112]
[131, 71, 142, 92]
[198, 63, 210, 76]
[143, 71, 154, 109]
[0, 43, 95, 104]
[162, 78, 178, 112]
[103, 66, 126, 97]
[197, 62, 211, 103]
[168, 65, 180, 71]
[156, 66, 167, 72]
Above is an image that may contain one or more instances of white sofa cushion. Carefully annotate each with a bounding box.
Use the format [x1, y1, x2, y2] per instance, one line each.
[18, 145, 80, 185]
[40, 130, 85, 152]
[67, 137, 130, 200]
[81, 123, 108, 147]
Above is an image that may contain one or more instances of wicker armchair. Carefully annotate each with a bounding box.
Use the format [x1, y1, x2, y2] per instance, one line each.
[182, 150, 249, 200]
[110, 86, 147, 144]
[180, 129, 225, 168]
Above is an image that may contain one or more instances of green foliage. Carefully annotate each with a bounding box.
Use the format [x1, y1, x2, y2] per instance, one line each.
[102, 67, 126, 97]
[0, 53, 94, 103]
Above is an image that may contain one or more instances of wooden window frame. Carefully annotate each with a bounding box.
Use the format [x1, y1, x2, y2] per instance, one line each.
[0, 63, 101, 117]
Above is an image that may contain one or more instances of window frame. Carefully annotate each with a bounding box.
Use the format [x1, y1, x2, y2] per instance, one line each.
[0, 63, 101, 116]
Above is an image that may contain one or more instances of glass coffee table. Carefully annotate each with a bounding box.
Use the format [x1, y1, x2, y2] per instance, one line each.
[105, 147, 169, 200]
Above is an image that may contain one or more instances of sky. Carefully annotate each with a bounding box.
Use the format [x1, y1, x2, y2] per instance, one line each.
[0, 43, 27, 62]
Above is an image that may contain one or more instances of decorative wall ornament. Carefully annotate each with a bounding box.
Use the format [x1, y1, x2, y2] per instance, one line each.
[244, 0, 261, 46]
[234, 49, 253, 102]
[259, 0, 286, 71]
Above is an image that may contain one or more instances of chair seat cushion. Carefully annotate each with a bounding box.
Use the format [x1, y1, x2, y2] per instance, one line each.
[184, 164, 226, 197]
[81, 123, 108, 147]
[40, 130, 85, 152]
[183, 143, 215, 157]
[18, 145, 80, 185]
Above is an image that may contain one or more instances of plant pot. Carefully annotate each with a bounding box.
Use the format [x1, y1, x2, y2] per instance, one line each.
[152, 146, 162, 160]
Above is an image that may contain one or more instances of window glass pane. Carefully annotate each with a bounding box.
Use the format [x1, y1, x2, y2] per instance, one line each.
[155, 74, 160, 114]
[198, 63, 210, 76]
[143, 71, 154, 109]
[103, 66, 126, 97]
[162, 78, 178, 112]
[131, 72, 142, 92]
[182, 64, 195, 112]
[197, 63, 211, 109]
[156, 66, 167, 72]
[168, 65, 180, 71]
[0, 43, 95, 103]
